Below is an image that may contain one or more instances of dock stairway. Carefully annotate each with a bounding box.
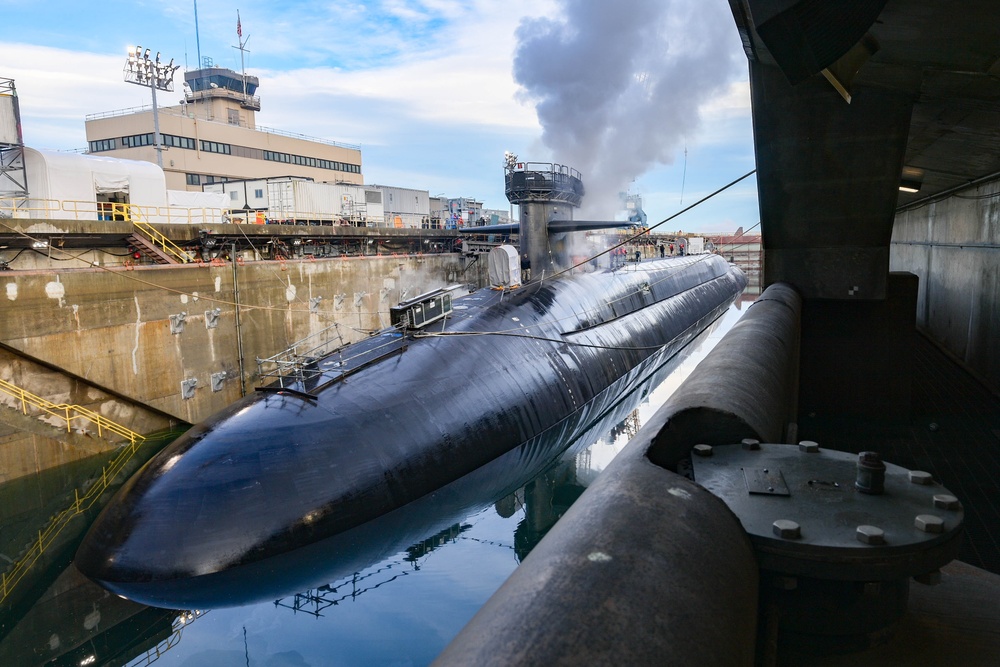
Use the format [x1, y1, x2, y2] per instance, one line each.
[126, 232, 179, 265]
[100, 202, 191, 265]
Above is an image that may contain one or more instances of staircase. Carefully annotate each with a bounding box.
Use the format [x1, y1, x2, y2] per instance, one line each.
[127, 232, 179, 264]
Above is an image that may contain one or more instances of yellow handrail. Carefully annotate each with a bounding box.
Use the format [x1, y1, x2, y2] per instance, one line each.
[124, 205, 192, 263]
[0, 376, 183, 603]
[0, 377, 146, 446]
[0, 436, 149, 604]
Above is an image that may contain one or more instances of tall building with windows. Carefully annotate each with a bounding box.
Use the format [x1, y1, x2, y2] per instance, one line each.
[84, 66, 363, 192]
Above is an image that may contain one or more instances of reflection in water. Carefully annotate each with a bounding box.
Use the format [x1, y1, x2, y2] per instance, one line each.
[0, 302, 745, 667]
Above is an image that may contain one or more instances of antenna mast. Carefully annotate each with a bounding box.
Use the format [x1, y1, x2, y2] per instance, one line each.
[194, 0, 203, 69]
[234, 10, 251, 102]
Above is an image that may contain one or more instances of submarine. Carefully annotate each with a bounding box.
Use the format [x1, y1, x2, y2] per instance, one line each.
[75, 162, 747, 608]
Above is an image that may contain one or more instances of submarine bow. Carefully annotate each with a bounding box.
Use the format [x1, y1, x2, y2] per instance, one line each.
[76, 254, 746, 607]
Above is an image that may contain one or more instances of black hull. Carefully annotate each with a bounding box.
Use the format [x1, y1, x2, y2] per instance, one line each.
[75, 255, 746, 607]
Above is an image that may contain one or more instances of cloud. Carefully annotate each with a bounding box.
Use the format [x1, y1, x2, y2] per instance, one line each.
[511, 0, 746, 216]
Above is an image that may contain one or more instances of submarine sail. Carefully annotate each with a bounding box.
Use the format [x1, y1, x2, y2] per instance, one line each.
[75, 163, 747, 608]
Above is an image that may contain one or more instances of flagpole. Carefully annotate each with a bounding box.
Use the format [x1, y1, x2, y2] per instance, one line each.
[237, 10, 249, 102]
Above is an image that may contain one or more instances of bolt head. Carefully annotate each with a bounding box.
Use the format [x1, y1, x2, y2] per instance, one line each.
[798, 440, 820, 453]
[741, 438, 761, 451]
[692, 444, 713, 457]
[914, 514, 945, 533]
[933, 494, 961, 510]
[909, 470, 933, 485]
[856, 525, 886, 545]
[772, 519, 801, 539]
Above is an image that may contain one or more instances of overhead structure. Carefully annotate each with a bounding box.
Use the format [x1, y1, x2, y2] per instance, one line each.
[0, 77, 29, 212]
[123, 46, 180, 168]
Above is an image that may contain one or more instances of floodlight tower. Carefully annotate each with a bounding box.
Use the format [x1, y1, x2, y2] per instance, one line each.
[124, 45, 180, 168]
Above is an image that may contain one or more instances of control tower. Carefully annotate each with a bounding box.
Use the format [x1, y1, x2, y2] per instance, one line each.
[504, 161, 585, 276]
[183, 65, 261, 126]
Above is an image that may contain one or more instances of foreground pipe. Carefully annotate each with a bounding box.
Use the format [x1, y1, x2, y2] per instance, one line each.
[435, 283, 802, 666]
[433, 460, 759, 666]
[646, 281, 802, 470]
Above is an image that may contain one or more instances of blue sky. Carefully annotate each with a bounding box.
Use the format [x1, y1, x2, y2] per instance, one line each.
[0, 0, 759, 233]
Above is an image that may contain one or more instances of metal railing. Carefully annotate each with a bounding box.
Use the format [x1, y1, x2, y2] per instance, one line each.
[0, 197, 437, 230]
[0, 377, 186, 604]
[0, 436, 142, 603]
[0, 377, 146, 446]
[125, 204, 192, 263]
[256, 324, 346, 387]
[126, 610, 207, 667]
[85, 105, 360, 151]
[0, 197, 228, 226]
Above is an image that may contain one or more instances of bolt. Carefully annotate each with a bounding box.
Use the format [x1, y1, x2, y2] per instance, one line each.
[741, 438, 760, 451]
[772, 519, 801, 539]
[856, 451, 886, 495]
[798, 440, 820, 453]
[933, 494, 961, 510]
[914, 514, 945, 533]
[909, 470, 933, 485]
[692, 444, 713, 457]
[856, 525, 885, 545]
[914, 570, 942, 586]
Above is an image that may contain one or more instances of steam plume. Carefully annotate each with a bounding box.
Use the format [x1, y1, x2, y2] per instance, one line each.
[513, 0, 740, 217]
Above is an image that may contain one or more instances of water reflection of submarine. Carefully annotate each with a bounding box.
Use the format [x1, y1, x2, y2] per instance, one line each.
[74, 163, 746, 608]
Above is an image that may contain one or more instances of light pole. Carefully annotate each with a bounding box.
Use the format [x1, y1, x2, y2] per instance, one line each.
[124, 46, 180, 168]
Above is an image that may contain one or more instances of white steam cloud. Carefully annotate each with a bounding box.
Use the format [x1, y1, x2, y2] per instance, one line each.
[513, 0, 741, 217]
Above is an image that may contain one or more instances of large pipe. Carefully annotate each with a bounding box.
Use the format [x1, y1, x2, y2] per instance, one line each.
[435, 283, 803, 666]
[433, 461, 759, 666]
[646, 282, 801, 470]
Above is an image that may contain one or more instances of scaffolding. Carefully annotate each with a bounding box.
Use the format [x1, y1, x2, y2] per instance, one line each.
[0, 77, 29, 213]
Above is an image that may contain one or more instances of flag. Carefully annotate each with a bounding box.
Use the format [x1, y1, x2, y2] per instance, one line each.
[237, 11, 242, 38]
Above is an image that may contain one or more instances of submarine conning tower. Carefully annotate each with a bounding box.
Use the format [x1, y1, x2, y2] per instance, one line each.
[504, 161, 584, 278]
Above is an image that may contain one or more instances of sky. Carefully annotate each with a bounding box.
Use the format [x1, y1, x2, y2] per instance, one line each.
[0, 0, 759, 234]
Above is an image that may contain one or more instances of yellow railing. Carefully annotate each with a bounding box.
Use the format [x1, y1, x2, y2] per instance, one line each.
[0, 377, 146, 446]
[0, 198, 228, 225]
[0, 376, 186, 603]
[126, 205, 192, 264]
[0, 435, 150, 604]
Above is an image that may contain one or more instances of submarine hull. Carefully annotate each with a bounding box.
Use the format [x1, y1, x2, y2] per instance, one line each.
[75, 255, 746, 607]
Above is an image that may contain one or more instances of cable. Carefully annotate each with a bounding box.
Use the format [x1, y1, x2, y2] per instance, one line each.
[545, 169, 756, 282]
[414, 329, 670, 351]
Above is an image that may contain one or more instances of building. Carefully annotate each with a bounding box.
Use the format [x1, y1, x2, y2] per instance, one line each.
[84, 66, 363, 193]
[370, 184, 430, 228]
[204, 176, 386, 226]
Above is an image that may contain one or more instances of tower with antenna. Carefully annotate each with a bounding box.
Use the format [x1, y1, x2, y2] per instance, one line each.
[182, 10, 260, 127]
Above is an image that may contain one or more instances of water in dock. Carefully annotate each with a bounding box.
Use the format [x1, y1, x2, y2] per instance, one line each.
[0, 302, 750, 667]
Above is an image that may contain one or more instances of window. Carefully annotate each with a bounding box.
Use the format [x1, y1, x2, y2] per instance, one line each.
[230, 191, 239, 201]
[200, 140, 231, 155]
[254, 188, 264, 199]
[89, 138, 116, 152]
[186, 173, 201, 186]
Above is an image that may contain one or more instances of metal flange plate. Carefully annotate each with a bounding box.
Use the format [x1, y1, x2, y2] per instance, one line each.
[691, 443, 964, 580]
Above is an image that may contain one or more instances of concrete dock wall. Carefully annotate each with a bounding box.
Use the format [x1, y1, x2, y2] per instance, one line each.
[1, 253, 482, 434]
[890, 179, 1000, 393]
